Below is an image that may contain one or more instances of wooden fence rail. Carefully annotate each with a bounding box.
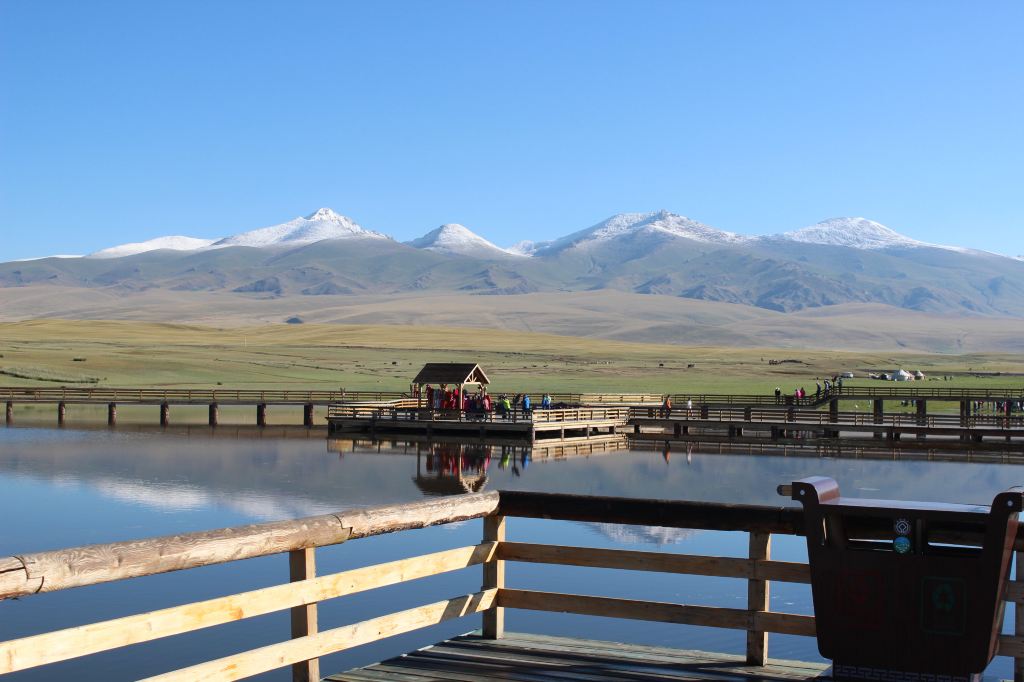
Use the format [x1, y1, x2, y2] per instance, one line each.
[2, 491, 1024, 680]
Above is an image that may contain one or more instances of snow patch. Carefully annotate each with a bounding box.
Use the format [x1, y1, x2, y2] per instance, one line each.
[536, 210, 750, 255]
[778, 217, 967, 252]
[89, 236, 216, 258]
[213, 208, 388, 248]
[407, 223, 523, 257]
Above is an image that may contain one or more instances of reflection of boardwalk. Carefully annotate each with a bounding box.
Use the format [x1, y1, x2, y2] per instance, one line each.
[326, 632, 828, 681]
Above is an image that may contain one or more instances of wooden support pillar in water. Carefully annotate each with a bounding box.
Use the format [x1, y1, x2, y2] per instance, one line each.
[257, 403, 267, 427]
[5, 401, 11, 425]
[57, 402, 66, 426]
[673, 422, 682, 437]
[208, 403, 219, 427]
[699, 405, 709, 419]
[873, 398, 884, 439]
[303, 403, 314, 427]
[916, 399, 928, 439]
[160, 402, 170, 427]
[829, 399, 839, 422]
[107, 403, 116, 426]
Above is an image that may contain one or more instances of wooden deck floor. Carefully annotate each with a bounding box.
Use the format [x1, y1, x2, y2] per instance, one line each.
[326, 632, 830, 682]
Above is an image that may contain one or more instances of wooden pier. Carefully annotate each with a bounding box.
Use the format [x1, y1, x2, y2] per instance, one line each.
[327, 402, 630, 442]
[327, 632, 830, 681]
[3, 491, 1024, 681]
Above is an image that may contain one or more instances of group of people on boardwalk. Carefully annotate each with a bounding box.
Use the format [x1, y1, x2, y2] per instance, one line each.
[423, 385, 553, 419]
[773, 376, 844, 404]
[661, 395, 694, 418]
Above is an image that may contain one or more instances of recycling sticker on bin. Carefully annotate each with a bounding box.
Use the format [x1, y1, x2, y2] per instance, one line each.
[921, 576, 966, 636]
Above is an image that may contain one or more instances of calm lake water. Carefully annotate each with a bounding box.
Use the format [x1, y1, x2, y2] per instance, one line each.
[0, 425, 1020, 681]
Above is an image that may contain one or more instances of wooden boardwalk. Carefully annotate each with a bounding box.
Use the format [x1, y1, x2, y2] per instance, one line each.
[326, 632, 830, 682]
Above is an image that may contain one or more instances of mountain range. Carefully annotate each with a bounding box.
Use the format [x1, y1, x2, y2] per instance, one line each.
[2, 208, 1023, 351]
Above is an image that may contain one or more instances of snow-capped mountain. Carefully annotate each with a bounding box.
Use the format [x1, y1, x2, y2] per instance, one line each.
[213, 208, 388, 248]
[89, 236, 217, 259]
[406, 224, 521, 258]
[535, 210, 750, 256]
[777, 217, 950, 251]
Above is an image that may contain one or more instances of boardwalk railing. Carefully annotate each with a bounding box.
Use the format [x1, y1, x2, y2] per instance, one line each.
[3, 492, 1024, 680]
[632, 406, 1024, 429]
[326, 404, 631, 424]
[0, 386, 407, 405]
[671, 387, 1024, 407]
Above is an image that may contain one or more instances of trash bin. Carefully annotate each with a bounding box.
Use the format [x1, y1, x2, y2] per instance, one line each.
[786, 476, 1022, 682]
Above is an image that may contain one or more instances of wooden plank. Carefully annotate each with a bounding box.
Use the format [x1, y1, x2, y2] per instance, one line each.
[498, 588, 814, 636]
[497, 491, 806, 536]
[746, 531, 770, 665]
[498, 542, 810, 583]
[1000, 634, 1024, 658]
[289, 547, 319, 682]
[0, 543, 496, 673]
[138, 589, 497, 682]
[1, 492, 499, 599]
[482, 516, 506, 639]
[481, 632, 828, 673]
[327, 632, 830, 681]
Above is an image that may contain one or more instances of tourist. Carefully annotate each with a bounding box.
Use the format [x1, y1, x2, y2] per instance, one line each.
[774, 387, 781, 404]
[815, 382, 821, 400]
[663, 395, 672, 418]
[522, 394, 532, 414]
[686, 397, 693, 416]
[541, 393, 552, 409]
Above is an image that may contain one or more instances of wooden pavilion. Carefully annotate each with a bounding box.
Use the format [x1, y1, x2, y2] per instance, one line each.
[413, 363, 490, 407]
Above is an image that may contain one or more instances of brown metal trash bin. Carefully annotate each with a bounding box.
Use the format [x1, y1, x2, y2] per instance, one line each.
[787, 476, 1022, 682]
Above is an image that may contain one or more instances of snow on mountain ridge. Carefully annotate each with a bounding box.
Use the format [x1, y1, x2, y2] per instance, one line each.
[780, 217, 925, 250]
[90, 236, 217, 259]
[406, 223, 521, 257]
[213, 208, 388, 248]
[535, 210, 750, 256]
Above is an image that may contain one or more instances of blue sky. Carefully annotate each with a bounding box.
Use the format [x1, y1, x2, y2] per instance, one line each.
[1, 1, 1021, 259]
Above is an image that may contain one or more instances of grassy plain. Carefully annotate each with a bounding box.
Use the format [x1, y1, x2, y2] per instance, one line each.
[1, 320, 1022, 402]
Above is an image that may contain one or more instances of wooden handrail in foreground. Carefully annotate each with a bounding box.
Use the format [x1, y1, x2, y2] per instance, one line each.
[3, 491, 1024, 680]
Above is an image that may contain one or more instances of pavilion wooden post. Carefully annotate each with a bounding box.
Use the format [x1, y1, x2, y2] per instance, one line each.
[482, 514, 506, 639]
[289, 547, 319, 682]
[746, 531, 771, 665]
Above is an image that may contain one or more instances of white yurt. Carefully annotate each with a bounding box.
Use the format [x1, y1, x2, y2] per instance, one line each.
[893, 369, 914, 382]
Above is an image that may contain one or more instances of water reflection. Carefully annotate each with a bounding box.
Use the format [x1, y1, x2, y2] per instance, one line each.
[2, 427, 1023, 680]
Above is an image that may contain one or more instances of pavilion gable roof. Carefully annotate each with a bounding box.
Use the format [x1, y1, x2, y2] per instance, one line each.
[413, 363, 490, 386]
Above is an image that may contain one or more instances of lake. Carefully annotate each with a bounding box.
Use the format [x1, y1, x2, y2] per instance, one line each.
[0, 425, 1020, 680]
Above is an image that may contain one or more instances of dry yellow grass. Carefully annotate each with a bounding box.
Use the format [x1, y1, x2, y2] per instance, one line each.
[1, 320, 1021, 398]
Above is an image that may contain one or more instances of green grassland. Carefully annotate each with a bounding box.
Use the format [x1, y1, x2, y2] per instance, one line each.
[1, 321, 1021, 407]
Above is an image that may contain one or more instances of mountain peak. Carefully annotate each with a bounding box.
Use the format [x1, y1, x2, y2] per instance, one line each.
[407, 223, 521, 257]
[782, 217, 923, 250]
[536, 211, 749, 256]
[305, 207, 345, 221]
[214, 209, 388, 248]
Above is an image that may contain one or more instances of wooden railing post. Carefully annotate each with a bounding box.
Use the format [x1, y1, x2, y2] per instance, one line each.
[746, 531, 771, 665]
[289, 547, 319, 682]
[482, 514, 506, 639]
[1016, 550, 1023, 682]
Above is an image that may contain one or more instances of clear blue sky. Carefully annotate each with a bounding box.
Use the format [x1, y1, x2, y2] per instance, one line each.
[1, 1, 1021, 259]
